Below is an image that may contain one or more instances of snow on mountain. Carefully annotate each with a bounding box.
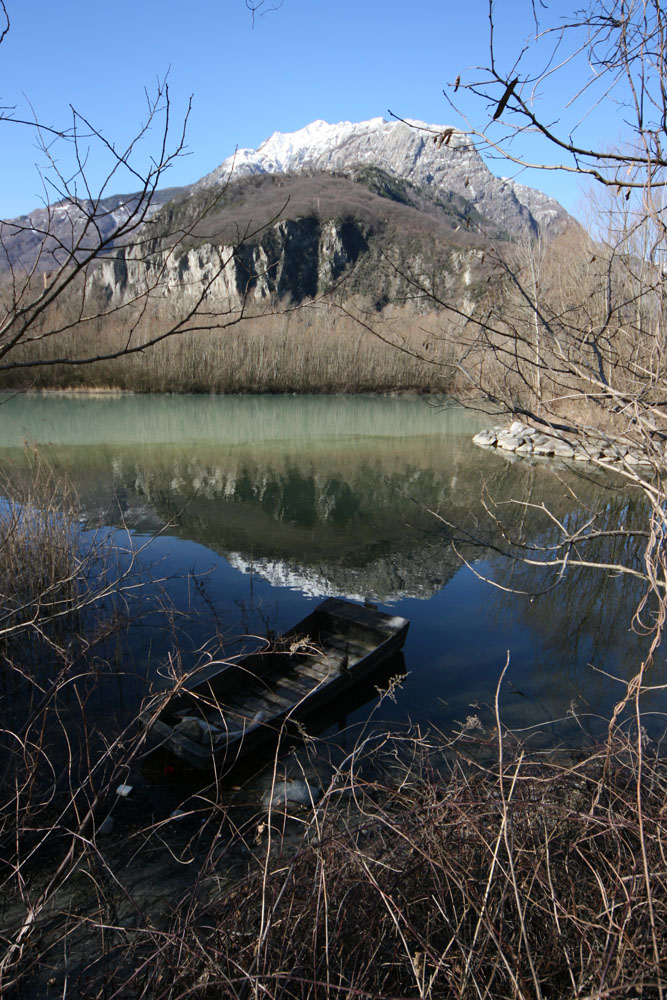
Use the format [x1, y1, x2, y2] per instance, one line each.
[198, 118, 393, 184]
[194, 117, 569, 238]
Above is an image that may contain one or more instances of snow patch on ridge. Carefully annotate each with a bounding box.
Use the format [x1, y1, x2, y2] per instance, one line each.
[192, 116, 569, 238]
[195, 117, 466, 191]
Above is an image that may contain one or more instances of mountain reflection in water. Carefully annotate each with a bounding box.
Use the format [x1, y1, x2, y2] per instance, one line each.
[1, 393, 664, 746]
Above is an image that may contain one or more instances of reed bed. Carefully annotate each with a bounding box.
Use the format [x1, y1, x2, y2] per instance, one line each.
[110, 729, 665, 1000]
[1, 298, 467, 395]
[0, 457, 81, 623]
[0, 458, 166, 1000]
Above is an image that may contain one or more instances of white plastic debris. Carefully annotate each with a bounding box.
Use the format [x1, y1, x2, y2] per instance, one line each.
[116, 784, 133, 797]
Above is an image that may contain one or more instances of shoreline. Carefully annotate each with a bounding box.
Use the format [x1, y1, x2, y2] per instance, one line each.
[473, 418, 657, 469]
[1, 384, 440, 398]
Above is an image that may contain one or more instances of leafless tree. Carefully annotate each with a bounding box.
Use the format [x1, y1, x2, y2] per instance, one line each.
[0, 4, 277, 383]
[405, 2, 667, 778]
[334, 3, 667, 758]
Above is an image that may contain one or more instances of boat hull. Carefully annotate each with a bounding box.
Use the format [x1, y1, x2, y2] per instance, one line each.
[143, 598, 409, 770]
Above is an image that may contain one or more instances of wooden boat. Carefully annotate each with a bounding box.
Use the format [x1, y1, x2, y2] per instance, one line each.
[144, 597, 409, 770]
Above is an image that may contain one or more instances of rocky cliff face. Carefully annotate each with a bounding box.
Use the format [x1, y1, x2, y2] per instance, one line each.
[92, 211, 486, 316]
[91, 216, 365, 310]
[2, 117, 574, 320]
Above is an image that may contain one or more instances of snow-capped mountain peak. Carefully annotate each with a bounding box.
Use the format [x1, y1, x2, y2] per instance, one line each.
[257, 118, 386, 165]
[193, 116, 567, 238]
[196, 117, 464, 190]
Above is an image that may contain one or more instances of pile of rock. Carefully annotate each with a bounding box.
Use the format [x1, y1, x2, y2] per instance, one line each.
[473, 421, 654, 467]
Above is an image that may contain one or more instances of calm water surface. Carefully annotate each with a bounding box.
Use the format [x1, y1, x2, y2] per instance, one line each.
[2, 393, 664, 747]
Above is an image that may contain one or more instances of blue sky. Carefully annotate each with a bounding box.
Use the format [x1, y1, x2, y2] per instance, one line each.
[0, 0, 617, 221]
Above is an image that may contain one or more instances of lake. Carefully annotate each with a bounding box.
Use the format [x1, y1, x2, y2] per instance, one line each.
[1, 392, 664, 749]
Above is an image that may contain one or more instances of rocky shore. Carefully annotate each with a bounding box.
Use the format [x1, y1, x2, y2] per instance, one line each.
[473, 420, 654, 467]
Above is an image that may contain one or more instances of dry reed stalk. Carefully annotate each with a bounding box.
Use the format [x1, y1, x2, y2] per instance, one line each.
[29, 718, 656, 1000]
[2, 678, 666, 999]
[2, 465, 666, 1000]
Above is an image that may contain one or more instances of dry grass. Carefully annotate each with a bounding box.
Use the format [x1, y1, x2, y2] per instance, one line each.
[197, 733, 667, 1000]
[0, 456, 168, 1000]
[0, 457, 82, 647]
[1, 457, 666, 1000]
[2, 682, 666, 999]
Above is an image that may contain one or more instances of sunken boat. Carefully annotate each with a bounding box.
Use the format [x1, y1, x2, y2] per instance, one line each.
[144, 597, 410, 769]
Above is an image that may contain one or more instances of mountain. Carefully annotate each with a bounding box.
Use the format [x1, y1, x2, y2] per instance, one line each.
[0, 187, 188, 277]
[82, 118, 574, 319]
[1, 117, 580, 392]
[193, 118, 569, 239]
[0, 117, 570, 281]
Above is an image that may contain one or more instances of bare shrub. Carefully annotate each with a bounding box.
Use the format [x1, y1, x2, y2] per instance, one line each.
[0, 453, 171, 995]
[13, 717, 660, 1000]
